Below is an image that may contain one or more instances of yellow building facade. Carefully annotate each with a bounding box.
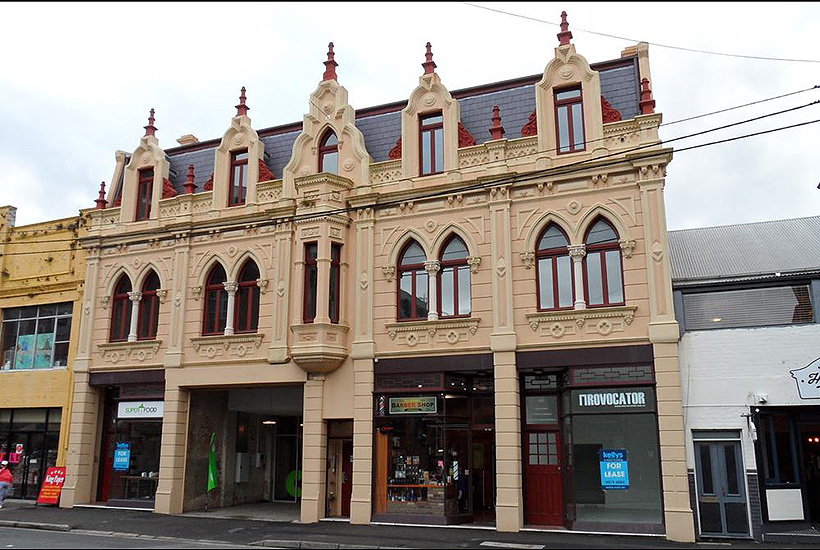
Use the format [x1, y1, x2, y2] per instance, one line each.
[0, 205, 85, 498]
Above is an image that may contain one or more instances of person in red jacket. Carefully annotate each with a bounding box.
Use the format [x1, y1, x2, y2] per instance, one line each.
[0, 461, 13, 508]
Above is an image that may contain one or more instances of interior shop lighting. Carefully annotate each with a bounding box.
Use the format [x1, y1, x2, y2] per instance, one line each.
[712, 317, 722, 322]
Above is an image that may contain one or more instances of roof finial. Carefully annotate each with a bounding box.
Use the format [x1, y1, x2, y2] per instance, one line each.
[639, 78, 656, 114]
[95, 181, 108, 209]
[184, 164, 197, 194]
[143, 108, 157, 137]
[323, 42, 338, 81]
[235, 86, 249, 117]
[557, 11, 573, 46]
[489, 105, 505, 140]
[422, 42, 437, 75]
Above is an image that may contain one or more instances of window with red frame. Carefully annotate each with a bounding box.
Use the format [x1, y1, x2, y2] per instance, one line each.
[329, 243, 342, 324]
[397, 240, 428, 320]
[438, 236, 471, 317]
[583, 218, 624, 307]
[419, 113, 444, 176]
[235, 260, 260, 333]
[109, 275, 132, 342]
[555, 87, 585, 154]
[137, 271, 160, 340]
[303, 243, 318, 323]
[536, 224, 573, 310]
[202, 264, 228, 335]
[135, 168, 154, 221]
[318, 130, 339, 175]
[229, 150, 249, 207]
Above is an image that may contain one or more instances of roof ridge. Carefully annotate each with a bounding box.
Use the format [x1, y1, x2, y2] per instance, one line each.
[669, 214, 820, 235]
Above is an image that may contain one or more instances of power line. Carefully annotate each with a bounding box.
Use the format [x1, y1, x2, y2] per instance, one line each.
[462, 2, 820, 64]
[5, 109, 820, 258]
[8, 84, 820, 242]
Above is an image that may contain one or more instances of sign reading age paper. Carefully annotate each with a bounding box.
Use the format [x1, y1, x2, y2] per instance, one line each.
[36, 467, 66, 506]
[599, 449, 629, 490]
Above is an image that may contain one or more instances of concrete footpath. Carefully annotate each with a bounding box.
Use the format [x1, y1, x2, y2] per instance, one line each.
[0, 500, 801, 549]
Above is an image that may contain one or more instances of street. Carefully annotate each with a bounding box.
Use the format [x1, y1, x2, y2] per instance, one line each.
[0, 527, 257, 549]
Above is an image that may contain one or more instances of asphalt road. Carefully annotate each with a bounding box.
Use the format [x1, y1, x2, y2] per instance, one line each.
[0, 527, 258, 549]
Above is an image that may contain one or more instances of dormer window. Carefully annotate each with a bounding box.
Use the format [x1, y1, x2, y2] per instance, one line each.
[419, 113, 444, 176]
[555, 87, 585, 154]
[318, 130, 339, 175]
[229, 150, 249, 207]
[135, 168, 153, 221]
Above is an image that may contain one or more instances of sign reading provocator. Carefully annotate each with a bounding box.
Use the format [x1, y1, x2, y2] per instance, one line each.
[791, 357, 820, 399]
[117, 401, 164, 419]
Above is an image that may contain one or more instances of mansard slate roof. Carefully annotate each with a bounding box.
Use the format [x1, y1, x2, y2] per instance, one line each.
[669, 215, 820, 285]
[159, 57, 641, 195]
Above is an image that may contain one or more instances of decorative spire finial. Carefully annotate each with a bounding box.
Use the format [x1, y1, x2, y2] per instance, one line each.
[184, 164, 197, 194]
[235, 86, 249, 117]
[143, 108, 157, 137]
[322, 42, 338, 81]
[489, 105, 505, 140]
[422, 42, 437, 75]
[557, 11, 573, 46]
[95, 181, 108, 209]
[639, 78, 656, 114]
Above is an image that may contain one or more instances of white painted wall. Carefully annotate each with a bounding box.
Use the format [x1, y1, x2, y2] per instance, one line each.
[679, 323, 820, 470]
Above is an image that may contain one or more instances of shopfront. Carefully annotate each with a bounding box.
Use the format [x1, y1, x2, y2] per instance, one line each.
[372, 368, 495, 525]
[96, 380, 164, 508]
[518, 346, 664, 534]
[0, 407, 61, 499]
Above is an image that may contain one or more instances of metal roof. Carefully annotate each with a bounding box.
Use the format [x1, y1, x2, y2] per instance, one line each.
[668, 215, 820, 284]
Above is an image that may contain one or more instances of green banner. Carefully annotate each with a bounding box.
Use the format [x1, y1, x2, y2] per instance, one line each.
[207, 432, 218, 492]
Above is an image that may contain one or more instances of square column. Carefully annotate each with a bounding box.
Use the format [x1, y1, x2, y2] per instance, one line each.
[350, 354, 374, 524]
[494, 352, 523, 532]
[155, 386, 189, 514]
[61, 368, 100, 508]
[301, 374, 327, 523]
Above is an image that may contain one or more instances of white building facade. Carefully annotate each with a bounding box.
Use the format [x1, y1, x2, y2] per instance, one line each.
[672, 216, 820, 541]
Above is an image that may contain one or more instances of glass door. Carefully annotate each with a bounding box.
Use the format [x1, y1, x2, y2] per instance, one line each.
[694, 440, 749, 537]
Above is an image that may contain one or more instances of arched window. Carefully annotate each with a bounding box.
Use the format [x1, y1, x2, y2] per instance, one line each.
[397, 240, 428, 320]
[318, 130, 339, 175]
[137, 271, 160, 340]
[536, 224, 573, 310]
[235, 259, 260, 333]
[583, 218, 624, 307]
[203, 264, 228, 335]
[439, 235, 471, 317]
[110, 275, 132, 342]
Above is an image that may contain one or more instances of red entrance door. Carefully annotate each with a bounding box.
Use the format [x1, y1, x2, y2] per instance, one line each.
[524, 430, 563, 525]
[341, 440, 353, 517]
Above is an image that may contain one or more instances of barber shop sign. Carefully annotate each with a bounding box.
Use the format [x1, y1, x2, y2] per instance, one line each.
[790, 357, 820, 399]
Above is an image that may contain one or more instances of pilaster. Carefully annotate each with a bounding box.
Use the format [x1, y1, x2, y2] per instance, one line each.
[154, 386, 189, 515]
[301, 374, 327, 523]
[60, 368, 99, 508]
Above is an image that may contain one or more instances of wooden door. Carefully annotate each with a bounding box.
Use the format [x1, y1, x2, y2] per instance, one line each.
[341, 440, 353, 517]
[374, 430, 388, 514]
[524, 430, 563, 525]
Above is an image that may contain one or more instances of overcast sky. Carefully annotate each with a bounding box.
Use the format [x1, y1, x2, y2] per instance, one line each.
[1, 2, 818, 230]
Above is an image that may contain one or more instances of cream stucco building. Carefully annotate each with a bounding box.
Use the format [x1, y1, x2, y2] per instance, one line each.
[61, 16, 695, 542]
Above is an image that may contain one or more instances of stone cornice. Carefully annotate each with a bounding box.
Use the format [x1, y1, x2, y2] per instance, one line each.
[190, 333, 265, 359]
[526, 306, 637, 338]
[385, 317, 481, 347]
[97, 340, 162, 365]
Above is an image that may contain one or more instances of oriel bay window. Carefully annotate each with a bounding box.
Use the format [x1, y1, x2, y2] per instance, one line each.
[135, 168, 153, 221]
[419, 113, 444, 176]
[536, 224, 573, 310]
[137, 271, 160, 340]
[229, 150, 249, 207]
[110, 275, 132, 342]
[584, 218, 624, 307]
[318, 130, 339, 175]
[235, 260, 260, 333]
[304, 243, 318, 323]
[438, 236, 471, 317]
[398, 240, 428, 320]
[329, 244, 342, 324]
[203, 264, 228, 335]
[555, 86, 585, 154]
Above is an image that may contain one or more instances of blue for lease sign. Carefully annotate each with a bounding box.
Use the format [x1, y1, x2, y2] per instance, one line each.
[114, 442, 131, 471]
[599, 449, 629, 490]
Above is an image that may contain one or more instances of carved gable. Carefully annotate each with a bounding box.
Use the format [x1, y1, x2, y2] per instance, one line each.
[535, 43, 605, 155]
[120, 112, 170, 223]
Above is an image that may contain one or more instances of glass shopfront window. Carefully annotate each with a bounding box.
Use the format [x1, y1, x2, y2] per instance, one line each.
[1, 303, 72, 370]
[0, 408, 61, 499]
[568, 387, 663, 527]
